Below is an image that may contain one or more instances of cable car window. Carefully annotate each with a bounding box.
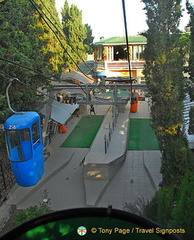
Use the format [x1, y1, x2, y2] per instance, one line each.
[6, 128, 32, 161]
[32, 121, 40, 144]
[8, 130, 20, 149]
[20, 128, 30, 142]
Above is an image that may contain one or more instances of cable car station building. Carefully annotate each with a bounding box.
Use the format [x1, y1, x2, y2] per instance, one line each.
[93, 35, 147, 83]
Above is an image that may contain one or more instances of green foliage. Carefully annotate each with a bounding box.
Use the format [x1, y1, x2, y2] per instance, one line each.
[35, 0, 65, 74]
[170, 172, 194, 239]
[155, 186, 175, 226]
[141, 1, 194, 238]
[0, 0, 65, 193]
[160, 133, 191, 186]
[61, 0, 87, 70]
[84, 24, 94, 54]
[186, 1, 194, 81]
[0, 0, 64, 124]
[189, 106, 194, 134]
[144, 171, 194, 239]
[142, 0, 190, 186]
[12, 189, 53, 226]
[143, 186, 175, 226]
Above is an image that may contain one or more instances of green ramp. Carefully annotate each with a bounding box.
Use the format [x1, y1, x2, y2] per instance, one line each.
[61, 115, 104, 148]
[128, 118, 159, 150]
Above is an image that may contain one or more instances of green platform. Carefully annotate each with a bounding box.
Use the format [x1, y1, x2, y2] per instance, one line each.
[61, 115, 104, 148]
[128, 119, 159, 150]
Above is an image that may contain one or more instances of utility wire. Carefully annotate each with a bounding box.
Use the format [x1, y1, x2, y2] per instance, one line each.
[38, 0, 93, 75]
[1, 72, 57, 102]
[0, 0, 91, 95]
[122, 0, 133, 96]
[0, 57, 49, 79]
[29, 0, 94, 81]
[0, 57, 86, 94]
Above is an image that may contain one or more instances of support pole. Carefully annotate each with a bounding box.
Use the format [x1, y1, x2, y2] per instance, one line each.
[122, 0, 133, 101]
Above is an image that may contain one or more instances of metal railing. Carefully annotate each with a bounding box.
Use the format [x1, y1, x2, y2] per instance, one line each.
[97, 60, 145, 71]
[104, 107, 119, 154]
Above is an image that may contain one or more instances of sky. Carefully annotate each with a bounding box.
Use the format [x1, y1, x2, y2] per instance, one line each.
[56, 0, 194, 42]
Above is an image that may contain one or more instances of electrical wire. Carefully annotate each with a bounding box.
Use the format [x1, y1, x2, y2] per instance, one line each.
[0, 1, 94, 82]
[38, 0, 93, 75]
[28, 0, 94, 81]
[1, 71, 57, 102]
[1, 71, 86, 108]
[0, 0, 93, 95]
[0, 57, 86, 95]
[0, 57, 49, 79]
[122, 0, 133, 100]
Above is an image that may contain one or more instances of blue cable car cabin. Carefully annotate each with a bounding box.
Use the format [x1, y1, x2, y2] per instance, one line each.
[4, 111, 44, 187]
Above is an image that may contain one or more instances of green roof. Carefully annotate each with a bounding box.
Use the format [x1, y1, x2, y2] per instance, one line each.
[94, 35, 147, 45]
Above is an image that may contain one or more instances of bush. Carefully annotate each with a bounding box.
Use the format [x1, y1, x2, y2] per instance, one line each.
[143, 171, 194, 239]
[171, 172, 194, 239]
[12, 189, 53, 226]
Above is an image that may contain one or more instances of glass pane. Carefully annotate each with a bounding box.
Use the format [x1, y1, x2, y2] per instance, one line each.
[21, 128, 30, 142]
[6, 130, 23, 161]
[8, 130, 20, 149]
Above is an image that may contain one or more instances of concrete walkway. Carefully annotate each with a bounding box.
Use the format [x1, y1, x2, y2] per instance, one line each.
[0, 100, 162, 233]
[84, 104, 130, 205]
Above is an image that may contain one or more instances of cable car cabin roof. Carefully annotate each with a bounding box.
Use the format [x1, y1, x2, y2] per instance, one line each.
[4, 111, 40, 130]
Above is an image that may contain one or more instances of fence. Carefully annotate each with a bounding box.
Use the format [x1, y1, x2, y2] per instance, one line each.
[104, 107, 119, 154]
[97, 61, 145, 71]
[0, 136, 15, 206]
[0, 158, 15, 201]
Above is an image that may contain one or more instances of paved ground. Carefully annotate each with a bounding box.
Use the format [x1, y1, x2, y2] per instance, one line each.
[0, 100, 162, 233]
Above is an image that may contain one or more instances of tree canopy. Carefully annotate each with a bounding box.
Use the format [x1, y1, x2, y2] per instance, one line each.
[142, 0, 191, 186]
[141, 1, 194, 238]
[0, 0, 94, 202]
[0, 0, 65, 121]
[61, 0, 90, 71]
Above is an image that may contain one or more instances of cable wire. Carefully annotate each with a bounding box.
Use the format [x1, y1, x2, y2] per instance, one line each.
[0, 57, 49, 79]
[29, 0, 94, 81]
[38, 0, 93, 74]
[122, 0, 132, 96]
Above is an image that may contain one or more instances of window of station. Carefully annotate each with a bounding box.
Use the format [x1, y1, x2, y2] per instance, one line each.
[97, 46, 103, 60]
[136, 45, 145, 60]
[114, 46, 128, 60]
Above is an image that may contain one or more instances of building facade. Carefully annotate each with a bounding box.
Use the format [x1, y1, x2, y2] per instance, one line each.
[93, 35, 147, 83]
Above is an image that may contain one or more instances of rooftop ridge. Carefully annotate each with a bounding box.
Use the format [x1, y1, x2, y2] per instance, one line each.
[94, 35, 147, 45]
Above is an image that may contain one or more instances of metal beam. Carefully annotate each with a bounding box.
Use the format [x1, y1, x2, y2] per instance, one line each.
[52, 82, 147, 105]
[53, 83, 147, 91]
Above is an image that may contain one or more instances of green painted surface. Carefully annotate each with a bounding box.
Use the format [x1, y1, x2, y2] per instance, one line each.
[61, 115, 104, 148]
[128, 119, 159, 150]
[105, 90, 130, 95]
[94, 35, 147, 45]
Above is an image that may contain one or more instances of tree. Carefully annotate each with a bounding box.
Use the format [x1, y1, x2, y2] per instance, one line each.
[35, 0, 65, 74]
[0, 0, 65, 193]
[186, 0, 194, 83]
[144, 172, 194, 239]
[142, 0, 191, 186]
[84, 24, 94, 55]
[61, 0, 87, 71]
[136, 2, 194, 237]
[170, 172, 194, 239]
[0, 0, 64, 120]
